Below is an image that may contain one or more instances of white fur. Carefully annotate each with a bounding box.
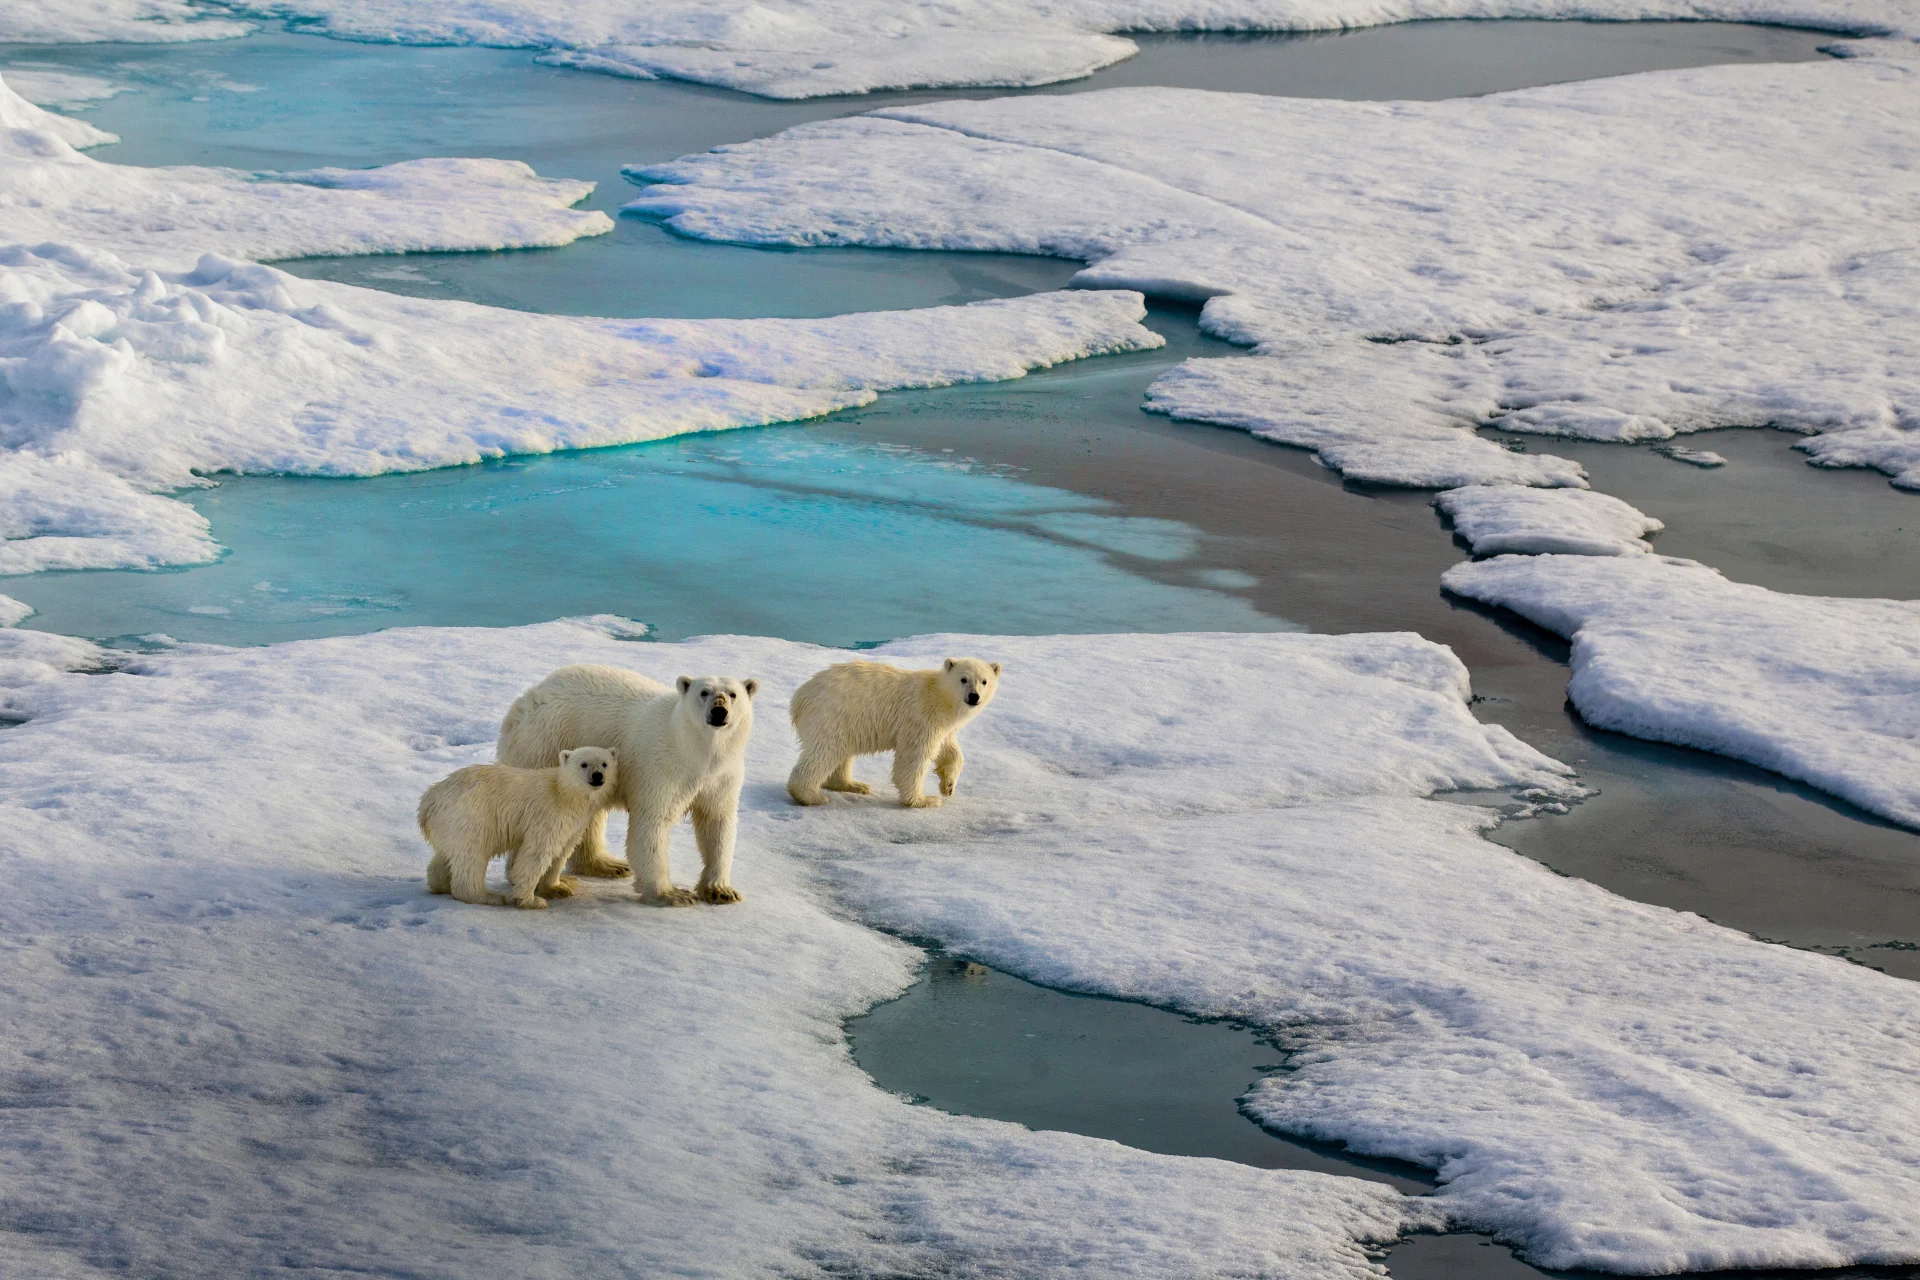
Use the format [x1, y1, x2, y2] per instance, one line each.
[496, 666, 758, 906]
[788, 657, 1002, 809]
[418, 747, 618, 909]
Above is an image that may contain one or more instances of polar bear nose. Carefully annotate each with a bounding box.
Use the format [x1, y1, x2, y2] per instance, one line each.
[708, 706, 729, 727]
[589, 770, 604, 787]
[966, 691, 980, 706]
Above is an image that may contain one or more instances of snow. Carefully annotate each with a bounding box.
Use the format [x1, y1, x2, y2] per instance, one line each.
[1442, 553, 1920, 828]
[0, 594, 30, 627]
[631, 56, 1920, 488]
[1654, 443, 1728, 467]
[8, 0, 1917, 96]
[20, 618, 1900, 1273]
[0, 241, 1163, 572]
[1437, 485, 1663, 555]
[1, 67, 131, 111]
[0, 74, 611, 266]
[0, 618, 1488, 1276]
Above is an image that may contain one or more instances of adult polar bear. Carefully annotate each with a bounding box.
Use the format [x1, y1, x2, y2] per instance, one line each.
[498, 666, 758, 906]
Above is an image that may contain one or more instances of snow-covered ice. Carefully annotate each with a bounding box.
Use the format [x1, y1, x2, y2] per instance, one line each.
[0, 594, 30, 627]
[11, 619, 1905, 1273]
[1444, 553, 1920, 828]
[2, 67, 132, 108]
[632, 56, 1920, 488]
[0, 74, 611, 265]
[7, 0, 1916, 96]
[1654, 443, 1728, 467]
[0, 619, 1487, 1277]
[1437, 485, 1663, 555]
[0, 242, 1162, 572]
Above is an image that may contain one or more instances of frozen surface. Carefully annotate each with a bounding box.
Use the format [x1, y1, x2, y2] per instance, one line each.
[1, 67, 130, 108]
[6, 0, 1912, 95]
[632, 56, 1920, 488]
[0, 594, 29, 627]
[1444, 553, 1920, 828]
[0, 620, 1500, 1276]
[1437, 484, 1663, 555]
[0, 241, 1160, 572]
[0, 73, 610, 265]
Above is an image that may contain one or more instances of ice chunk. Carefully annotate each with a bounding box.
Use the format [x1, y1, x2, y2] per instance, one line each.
[1653, 443, 1728, 467]
[0, 243, 1162, 572]
[0, 594, 30, 627]
[1437, 484, 1663, 555]
[0, 0, 249, 42]
[1443, 553, 1920, 828]
[631, 59, 1920, 488]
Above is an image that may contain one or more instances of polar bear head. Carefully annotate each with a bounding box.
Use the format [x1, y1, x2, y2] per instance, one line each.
[558, 746, 618, 795]
[941, 657, 1002, 710]
[676, 675, 760, 731]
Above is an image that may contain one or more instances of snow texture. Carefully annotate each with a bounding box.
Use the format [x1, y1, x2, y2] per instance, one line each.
[0, 0, 249, 43]
[0, 594, 30, 627]
[1443, 553, 1920, 828]
[631, 56, 1920, 488]
[0, 74, 611, 267]
[10, 0, 1917, 95]
[0, 619, 1483, 1277]
[1437, 485, 1664, 555]
[0, 241, 1162, 572]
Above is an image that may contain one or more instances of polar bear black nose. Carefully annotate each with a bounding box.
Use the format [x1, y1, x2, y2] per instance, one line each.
[708, 707, 729, 726]
[589, 771, 604, 787]
[966, 691, 980, 706]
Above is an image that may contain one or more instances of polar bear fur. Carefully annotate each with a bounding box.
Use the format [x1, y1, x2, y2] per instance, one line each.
[497, 665, 758, 906]
[788, 657, 1002, 808]
[420, 747, 618, 909]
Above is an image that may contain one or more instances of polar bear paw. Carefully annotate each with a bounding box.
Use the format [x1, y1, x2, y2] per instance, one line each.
[825, 780, 872, 795]
[642, 885, 700, 907]
[698, 882, 742, 905]
[902, 794, 944, 809]
[938, 778, 957, 798]
[511, 895, 549, 910]
[537, 876, 579, 899]
[455, 891, 509, 907]
[574, 856, 632, 879]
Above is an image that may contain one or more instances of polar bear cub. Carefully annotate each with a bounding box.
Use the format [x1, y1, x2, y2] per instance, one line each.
[420, 747, 618, 909]
[497, 666, 758, 906]
[788, 657, 1002, 809]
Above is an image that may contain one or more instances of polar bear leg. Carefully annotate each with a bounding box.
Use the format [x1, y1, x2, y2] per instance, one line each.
[535, 855, 578, 900]
[933, 737, 963, 799]
[425, 850, 452, 895]
[566, 809, 631, 879]
[787, 742, 841, 806]
[506, 843, 561, 909]
[692, 790, 742, 905]
[447, 848, 507, 906]
[892, 739, 942, 809]
[628, 818, 696, 907]
[822, 759, 871, 795]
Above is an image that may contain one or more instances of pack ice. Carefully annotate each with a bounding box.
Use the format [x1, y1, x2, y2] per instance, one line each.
[1437, 485, 1664, 556]
[0, 75, 1161, 573]
[7, 0, 1916, 96]
[1445, 553, 1920, 829]
[631, 55, 1920, 489]
[4, 618, 1917, 1274]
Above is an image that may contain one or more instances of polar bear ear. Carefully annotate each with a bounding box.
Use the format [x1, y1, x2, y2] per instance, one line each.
[990, 662, 1002, 675]
[743, 678, 759, 698]
[677, 675, 693, 695]
[605, 748, 616, 760]
[559, 749, 574, 766]
[944, 658, 955, 671]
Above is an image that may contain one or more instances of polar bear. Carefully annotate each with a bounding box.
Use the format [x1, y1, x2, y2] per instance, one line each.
[420, 747, 618, 909]
[787, 657, 1002, 809]
[497, 666, 758, 906]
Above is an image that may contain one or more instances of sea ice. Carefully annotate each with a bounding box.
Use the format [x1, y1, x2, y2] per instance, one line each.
[1443, 553, 1920, 828]
[1436, 485, 1663, 556]
[0, 594, 30, 627]
[0, 242, 1163, 572]
[631, 56, 1920, 488]
[9, 618, 1905, 1274]
[0, 74, 611, 266]
[8, 0, 1916, 96]
[0, 619, 1483, 1277]
[1653, 443, 1728, 468]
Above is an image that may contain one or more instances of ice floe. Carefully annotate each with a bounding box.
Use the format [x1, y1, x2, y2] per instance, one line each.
[1437, 485, 1663, 555]
[1444, 553, 1920, 828]
[0, 73, 611, 265]
[0, 594, 30, 627]
[632, 56, 1920, 488]
[9, 0, 1917, 96]
[0, 242, 1162, 571]
[0, 619, 1483, 1276]
[17, 619, 1903, 1273]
